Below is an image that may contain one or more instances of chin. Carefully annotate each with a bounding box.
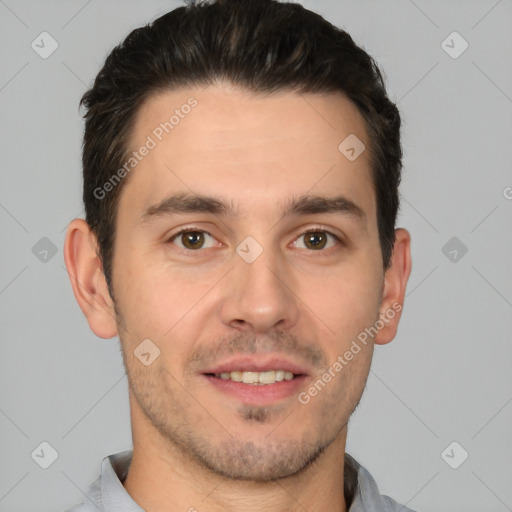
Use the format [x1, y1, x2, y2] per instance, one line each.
[190, 435, 330, 483]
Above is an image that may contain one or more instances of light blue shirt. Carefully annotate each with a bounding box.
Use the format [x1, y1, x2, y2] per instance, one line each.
[66, 449, 417, 512]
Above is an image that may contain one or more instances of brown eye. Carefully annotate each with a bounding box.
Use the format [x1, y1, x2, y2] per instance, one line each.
[181, 231, 205, 249]
[169, 229, 215, 250]
[304, 231, 327, 250]
[293, 229, 341, 251]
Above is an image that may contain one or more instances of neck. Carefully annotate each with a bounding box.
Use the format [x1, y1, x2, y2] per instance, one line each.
[123, 396, 348, 512]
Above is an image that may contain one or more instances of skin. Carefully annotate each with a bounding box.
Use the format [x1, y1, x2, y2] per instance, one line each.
[64, 81, 411, 512]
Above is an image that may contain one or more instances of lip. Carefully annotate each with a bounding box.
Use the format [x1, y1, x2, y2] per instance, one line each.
[203, 355, 312, 376]
[203, 374, 310, 404]
[201, 355, 312, 405]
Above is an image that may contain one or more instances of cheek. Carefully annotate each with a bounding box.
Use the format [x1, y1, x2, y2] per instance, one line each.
[298, 259, 382, 343]
[115, 257, 219, 346]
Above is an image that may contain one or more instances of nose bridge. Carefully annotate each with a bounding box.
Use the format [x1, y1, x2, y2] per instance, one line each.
[220, 234, 299, 332]
[236, 234, 287, 302]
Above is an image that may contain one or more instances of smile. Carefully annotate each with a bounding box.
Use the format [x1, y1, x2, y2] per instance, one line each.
[212, 370, 297, 385]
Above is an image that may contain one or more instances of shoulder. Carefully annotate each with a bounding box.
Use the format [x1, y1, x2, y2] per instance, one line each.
[64, 471, 103, 512]
[379, 495, 418, 512]
[346, 453, 418, 512]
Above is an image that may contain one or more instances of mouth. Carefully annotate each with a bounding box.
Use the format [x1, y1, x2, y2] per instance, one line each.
[201, 357, 310, 404]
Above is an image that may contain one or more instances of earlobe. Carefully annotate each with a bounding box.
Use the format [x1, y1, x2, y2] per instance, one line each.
[63, 219, 119, 339]
[374, 228, 412, 345]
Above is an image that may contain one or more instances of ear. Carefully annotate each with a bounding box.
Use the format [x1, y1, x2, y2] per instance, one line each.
[63, 218, 119, 339]
[374, 228, 412, 345]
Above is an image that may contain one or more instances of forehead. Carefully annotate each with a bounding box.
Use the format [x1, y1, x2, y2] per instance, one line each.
[120, 83, 375, 223]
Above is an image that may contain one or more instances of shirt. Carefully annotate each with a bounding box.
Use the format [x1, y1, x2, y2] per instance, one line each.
[66, 449, 418, 512]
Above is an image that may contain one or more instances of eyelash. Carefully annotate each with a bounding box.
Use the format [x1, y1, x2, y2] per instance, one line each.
[167, 226, 343, 254]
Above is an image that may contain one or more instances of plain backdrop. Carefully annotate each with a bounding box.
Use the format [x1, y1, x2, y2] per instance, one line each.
[1, 1, 511, 511]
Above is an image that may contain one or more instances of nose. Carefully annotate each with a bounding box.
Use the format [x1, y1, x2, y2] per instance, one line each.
[220, 244, 300, 334]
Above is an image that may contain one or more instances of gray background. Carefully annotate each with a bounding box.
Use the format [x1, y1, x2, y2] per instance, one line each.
[1, 0, 511, 511]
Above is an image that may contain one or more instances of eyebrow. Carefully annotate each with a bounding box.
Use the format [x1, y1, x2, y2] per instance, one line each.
[140, 192, 366, 225]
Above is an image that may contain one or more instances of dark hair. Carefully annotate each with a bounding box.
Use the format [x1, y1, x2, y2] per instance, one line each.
[80, 0, 402, 297]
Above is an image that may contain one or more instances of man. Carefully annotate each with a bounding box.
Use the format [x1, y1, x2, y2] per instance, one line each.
[64, 0, 413, 510]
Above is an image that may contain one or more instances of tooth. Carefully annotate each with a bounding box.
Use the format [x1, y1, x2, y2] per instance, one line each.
[218, 370, 296, 384]
[275, 370, 285, 382]
[258, 370, 276, 384]
[242, 371, 259, 384]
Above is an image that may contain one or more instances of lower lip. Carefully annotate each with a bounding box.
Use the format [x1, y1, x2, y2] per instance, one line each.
[203, 374, 309, 405]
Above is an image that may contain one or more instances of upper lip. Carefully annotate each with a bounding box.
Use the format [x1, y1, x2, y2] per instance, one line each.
[203, 355, 312, 376]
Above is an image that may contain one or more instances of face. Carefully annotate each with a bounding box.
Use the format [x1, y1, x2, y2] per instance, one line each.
[109, 83, 386, 481]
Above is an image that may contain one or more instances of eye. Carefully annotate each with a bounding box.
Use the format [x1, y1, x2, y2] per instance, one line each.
[167, 227, 342, 253]
[292, 229, 342, 251]
[168, 228, 218, 251]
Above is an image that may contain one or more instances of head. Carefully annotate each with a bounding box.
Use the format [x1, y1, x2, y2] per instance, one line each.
[65, 0, 411, 483]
